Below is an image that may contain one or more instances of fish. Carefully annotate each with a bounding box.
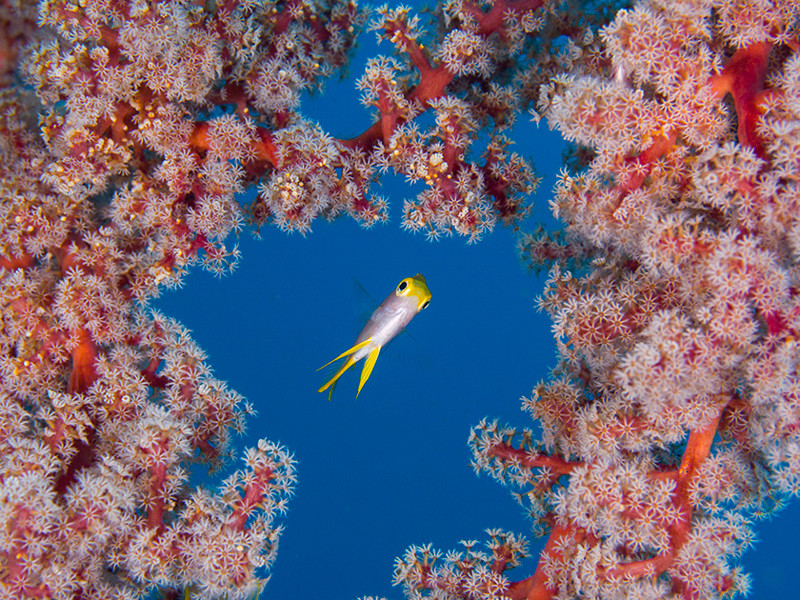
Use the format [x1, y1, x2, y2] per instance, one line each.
[318, 274, 431, 399]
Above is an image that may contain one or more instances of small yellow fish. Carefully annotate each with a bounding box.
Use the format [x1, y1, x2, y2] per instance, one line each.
[318, 274, 431, 399]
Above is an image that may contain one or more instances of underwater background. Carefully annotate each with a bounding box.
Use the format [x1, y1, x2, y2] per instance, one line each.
[151, 6, 800, 599]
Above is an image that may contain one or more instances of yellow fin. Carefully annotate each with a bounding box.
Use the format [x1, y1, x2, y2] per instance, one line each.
[318, 338, 373, 400]
[357, 346, 381, 397]
[317, 338, 372, 371]
[318, 356, 355, 399]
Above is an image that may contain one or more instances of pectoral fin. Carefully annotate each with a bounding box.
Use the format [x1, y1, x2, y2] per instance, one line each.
[357, 346, 381, 397]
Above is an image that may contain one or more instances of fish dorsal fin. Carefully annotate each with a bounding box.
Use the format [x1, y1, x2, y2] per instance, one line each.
[351, 277, 378, 326]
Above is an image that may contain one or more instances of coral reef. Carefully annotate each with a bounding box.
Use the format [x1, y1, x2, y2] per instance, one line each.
[1, 0, 799, 599]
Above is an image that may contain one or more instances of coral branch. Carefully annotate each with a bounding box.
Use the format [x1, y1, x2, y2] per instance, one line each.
[709, 42, 773, 157]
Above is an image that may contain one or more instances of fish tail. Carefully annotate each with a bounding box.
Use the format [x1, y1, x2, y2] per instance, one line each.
[317, 338, 372, 400]
[318, 356, 356, 400]
[356, 347, 381, 397]
[317, 338, 372, 371]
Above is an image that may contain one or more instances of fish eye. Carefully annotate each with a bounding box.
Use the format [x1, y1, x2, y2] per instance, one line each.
[420, 300, 430, 310]
[397, 280, 408, 293]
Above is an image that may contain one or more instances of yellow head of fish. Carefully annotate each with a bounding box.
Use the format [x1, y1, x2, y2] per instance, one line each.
[394, 273, 431, 312]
